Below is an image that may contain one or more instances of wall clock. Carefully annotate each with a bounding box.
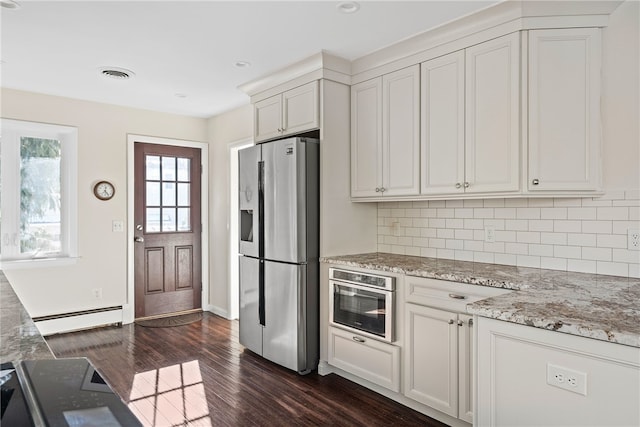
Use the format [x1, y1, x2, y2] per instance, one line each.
[93, 180, 115, 201]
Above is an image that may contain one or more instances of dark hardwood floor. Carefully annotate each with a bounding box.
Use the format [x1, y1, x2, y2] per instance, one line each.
[45, 312, 448, 427]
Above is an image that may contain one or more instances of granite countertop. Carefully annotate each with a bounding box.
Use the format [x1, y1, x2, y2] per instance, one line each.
[321, 252, 640, 348]
[1, 271, 54, 363]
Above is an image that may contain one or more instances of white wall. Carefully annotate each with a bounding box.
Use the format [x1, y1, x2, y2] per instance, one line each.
[377, 1, 640, 278]
[206, 104, 253, 317]
[1, 88, 208, 317]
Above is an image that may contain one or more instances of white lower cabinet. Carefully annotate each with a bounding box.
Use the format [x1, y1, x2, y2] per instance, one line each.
[328, 326, 401, 392]
[404, 304, 473, 422]
[477, 317, 640, 427]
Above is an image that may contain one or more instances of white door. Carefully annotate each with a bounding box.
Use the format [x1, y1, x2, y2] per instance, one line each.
[421, 51, 465, 195]
[351, 78, 383, 197]
[528, 28, 602, 191]
[383, 65, 420, 196]
[465, 32, 520, 194]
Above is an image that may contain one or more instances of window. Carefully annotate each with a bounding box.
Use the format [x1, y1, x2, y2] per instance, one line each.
[1, 119, 78, 265]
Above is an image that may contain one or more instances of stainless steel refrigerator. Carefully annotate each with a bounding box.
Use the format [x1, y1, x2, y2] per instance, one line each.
[238, 137, 319, 374]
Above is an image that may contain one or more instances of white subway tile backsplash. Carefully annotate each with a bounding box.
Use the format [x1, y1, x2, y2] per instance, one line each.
[541, 208, 568, 220]
[506, 220, 528, 231]
[596, 261, 628, 277]
[581, 247, 612, 261]
[378, 191, 639, 278]
[516, 208, 541, 219]
[516, 231, 540, 244]
[494, 208, 517, 219]
[583, 220, 613, 234]
[554, 220, 582, 233]
[529, 220, 554, 232]
[541, 257, 567, 271]
[597, 207, 629, 220]
[596, 234, 628, 248]
[567, 233, 597, 247]
[568, 207, 597, 220]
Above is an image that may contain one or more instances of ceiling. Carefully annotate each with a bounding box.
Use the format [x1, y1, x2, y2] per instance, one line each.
[1, 1, 499, 118]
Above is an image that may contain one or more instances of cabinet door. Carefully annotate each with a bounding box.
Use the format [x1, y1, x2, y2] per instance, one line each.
[528, 28, 601, 191]
[328, 326, 400, 392]
[404, 304, 458, 417]
[283, 81, 319, 136]
[465, 32, 520, 193]
[458, 314, 473, 424]
[382, 65, 420, 196]
[421, 51, 465, 195]
[254, 94, 282, 142]
[351, 78, 383, 198]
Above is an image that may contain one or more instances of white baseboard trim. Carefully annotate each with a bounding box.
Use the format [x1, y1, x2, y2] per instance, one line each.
[34, 307, 123, 336]
[205, 304, 229, 319]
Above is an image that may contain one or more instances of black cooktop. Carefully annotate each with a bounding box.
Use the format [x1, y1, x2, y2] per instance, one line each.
[1, 358, 141, 427]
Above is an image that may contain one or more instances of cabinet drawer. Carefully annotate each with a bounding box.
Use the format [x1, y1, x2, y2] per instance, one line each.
[406, 276, 511, 312]
[328, 326, 400, 392]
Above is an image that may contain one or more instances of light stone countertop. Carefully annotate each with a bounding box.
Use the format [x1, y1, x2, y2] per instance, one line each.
[320, 252, 640, 348]
[0, 271, 54, 363]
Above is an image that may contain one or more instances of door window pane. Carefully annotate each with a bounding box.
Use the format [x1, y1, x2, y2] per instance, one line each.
[146, 208, 161, 232]
[19, 137, 62, 255]
[162, 157, 176, 181]
[146, 156, 160, 180]
[146, 182, 160, 206]
[177, 208, 191, 231]
[162, 208, 176, 232]
[177, 158, 190, 182]
[177, 183, 190, 206]
[162, 182, 176, 207]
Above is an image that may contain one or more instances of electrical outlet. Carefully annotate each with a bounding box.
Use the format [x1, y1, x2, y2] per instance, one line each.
[92, 288, 103, 299]
[547, 363, 587, 395]
[628, 229, 640, 251]
[484, 226, 496, 243]
[112, 220, 124, 232]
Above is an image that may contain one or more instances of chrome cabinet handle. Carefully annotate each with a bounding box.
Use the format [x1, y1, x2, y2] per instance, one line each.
[448, 293, 467, 300]
[352, 336, 366, 343]
[468, 318, 474, 327]
[464, 182, 470, 188]
[375, 187, 380, 192]
[448, 319, 455, 325]
[457, 320, 464, 326]
[134, 236, 144, 243]
[380, 187, 386, 193]
[455, 183, 462, 189]
[532, 179, 540, 185]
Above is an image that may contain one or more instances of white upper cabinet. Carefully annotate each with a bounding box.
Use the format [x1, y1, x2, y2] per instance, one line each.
[351, 78, 383, 198]
[465, 32, 521, 194]
[421, 51, 465, 195]
[351, 65, 420, 198]
[527, 28, 602, 192]
[421, 33, 520, 196]
[254, 81, 319, 143]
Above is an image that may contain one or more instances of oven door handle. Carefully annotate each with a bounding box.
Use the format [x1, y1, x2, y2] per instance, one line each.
[329, 280, 393, 295]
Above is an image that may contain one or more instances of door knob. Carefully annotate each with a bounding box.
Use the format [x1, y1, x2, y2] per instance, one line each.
[134, 236, 145, 243]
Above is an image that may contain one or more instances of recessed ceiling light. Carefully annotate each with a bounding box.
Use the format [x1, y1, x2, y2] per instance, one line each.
[98, 66, 135, 80]
[1, 1, 20, 9]
[337, 1, 359, 14]
[234, 61, 251, 69]
[174, 93, 187, 98]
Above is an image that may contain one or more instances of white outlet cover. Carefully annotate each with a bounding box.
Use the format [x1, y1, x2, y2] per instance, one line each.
[628, 229, 640, 251]
[547, 363, 587, 396]
[484, 226, 496, 243]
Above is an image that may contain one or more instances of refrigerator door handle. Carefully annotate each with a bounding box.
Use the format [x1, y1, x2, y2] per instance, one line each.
[258, 160, 265, 327]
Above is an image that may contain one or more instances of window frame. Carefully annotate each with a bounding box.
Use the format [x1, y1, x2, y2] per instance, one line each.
[1, 118, 78, 268]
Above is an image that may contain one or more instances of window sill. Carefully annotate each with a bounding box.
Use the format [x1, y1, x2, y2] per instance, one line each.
[0, 257, 79, 270]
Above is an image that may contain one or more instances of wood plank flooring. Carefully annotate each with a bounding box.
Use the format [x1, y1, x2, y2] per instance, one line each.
[45, 312, 449, 427]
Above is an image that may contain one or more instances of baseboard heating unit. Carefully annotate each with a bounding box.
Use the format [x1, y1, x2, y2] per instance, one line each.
[32, 306, 123, 336]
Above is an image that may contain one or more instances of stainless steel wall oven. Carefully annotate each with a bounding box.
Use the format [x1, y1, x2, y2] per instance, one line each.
[329, 268, 395, 342]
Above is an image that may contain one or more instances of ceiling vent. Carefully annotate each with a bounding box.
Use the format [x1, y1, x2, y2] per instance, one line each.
[98, 67, 135, 80]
